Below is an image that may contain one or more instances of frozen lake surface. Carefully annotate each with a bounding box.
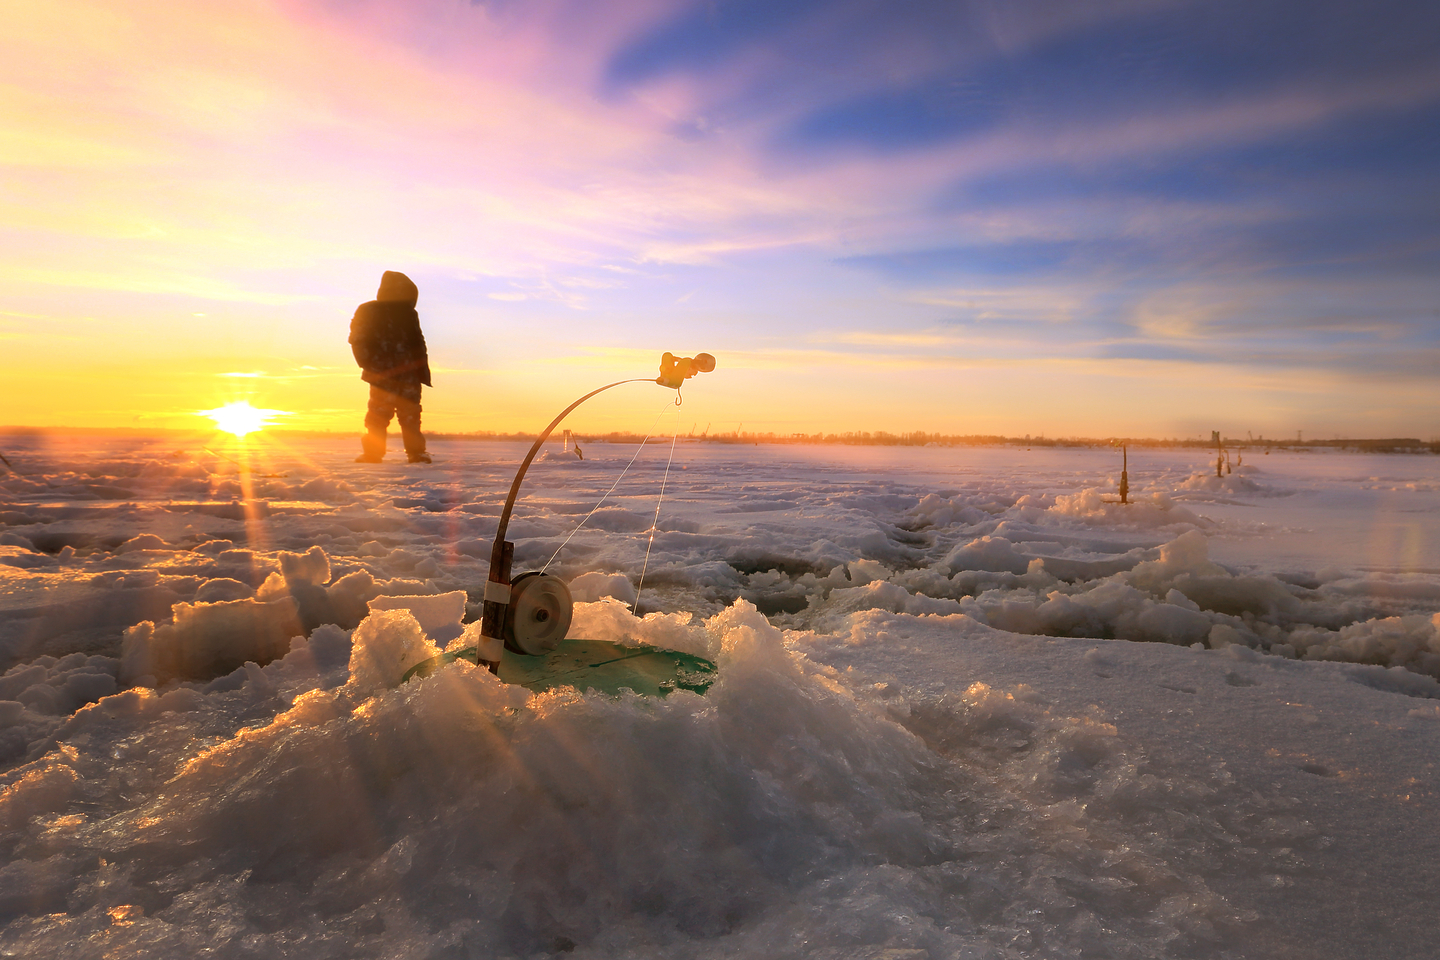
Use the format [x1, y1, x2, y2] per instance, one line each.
[1, 435, 1438, 958]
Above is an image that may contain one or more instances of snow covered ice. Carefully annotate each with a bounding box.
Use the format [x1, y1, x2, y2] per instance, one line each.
[1, 435, 1438, 958]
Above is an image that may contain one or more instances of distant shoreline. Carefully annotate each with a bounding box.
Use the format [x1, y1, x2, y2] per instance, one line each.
[2, 425, 1436, 454]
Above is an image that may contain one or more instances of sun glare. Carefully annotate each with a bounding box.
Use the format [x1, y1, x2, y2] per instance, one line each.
[201, 401, 285, 437]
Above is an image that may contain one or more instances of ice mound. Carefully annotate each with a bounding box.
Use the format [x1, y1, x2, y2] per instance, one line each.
[821, 579, 966, 624]
[277, 543, 331, 584]
[192, 577, 254, 602]
[6, 657, 117, 716]
[1287, 613, 1440, 675]
[908, 492, 991, 528]
[119, 547, 438, 685]
[366, 591, 467, 647]
[2, 436, 1438, 956]
[1124, 529, 1229, 589]
[294, 475, 357, 503]
[344, 609, 444, 695]
[116, 533, 168, 553]
[568, 571, 639, 605]
[254, 545, 435, 633]
[120, 596, 304, 685]
[1048, 487, 1205, 527]
[0, 600, 1272, 957]
[1177, 471, 1271, 496]
[793, 526, 1440, 676]
[1322, 572, 1440, 604]
[576, 506, 651, 533]
[943, 534, 1031, 574]
[570, 597, 715, 658]
[0, 543, 51, 570]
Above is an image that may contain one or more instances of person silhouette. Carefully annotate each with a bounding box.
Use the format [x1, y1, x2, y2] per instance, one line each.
[349, 270, 432, 463]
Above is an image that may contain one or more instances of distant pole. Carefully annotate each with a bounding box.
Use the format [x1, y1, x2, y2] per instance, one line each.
[1119, 444, 1129, 504]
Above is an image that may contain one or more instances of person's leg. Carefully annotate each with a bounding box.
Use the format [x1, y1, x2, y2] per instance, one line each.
[394, 382, 428, 462]
[360, 383, 398, 461]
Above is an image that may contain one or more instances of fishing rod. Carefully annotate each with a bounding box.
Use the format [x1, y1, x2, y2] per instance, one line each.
[469, 351, 716, 673]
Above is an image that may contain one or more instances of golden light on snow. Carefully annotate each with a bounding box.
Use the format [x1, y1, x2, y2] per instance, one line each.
[201, 401, 286, 437]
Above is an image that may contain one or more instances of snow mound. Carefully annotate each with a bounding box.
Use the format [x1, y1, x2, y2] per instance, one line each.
[943, 535, 1030, 574]
[1288, 614, 1440, 675]
[570, 597, 715, 659]
[120, 596, 304, 685]
[1048, 487, 1205, 527]
[366, 591, 467, 647]
[0, 601, 1273, 957]
[345, 609, 444, 695]
[568, 571, 638, 605]
[116, 533, 168, 553]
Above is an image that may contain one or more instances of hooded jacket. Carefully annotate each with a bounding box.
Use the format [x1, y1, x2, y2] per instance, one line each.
[349, 270, 432, 386]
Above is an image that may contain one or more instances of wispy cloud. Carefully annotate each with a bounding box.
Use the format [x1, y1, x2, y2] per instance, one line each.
[1, 0, 1436, 434]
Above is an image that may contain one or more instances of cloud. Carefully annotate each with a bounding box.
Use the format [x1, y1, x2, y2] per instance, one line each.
[2, 0, 1437, 434]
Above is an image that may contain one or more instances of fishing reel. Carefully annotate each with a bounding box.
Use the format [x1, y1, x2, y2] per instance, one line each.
[501, 572, 573, 656]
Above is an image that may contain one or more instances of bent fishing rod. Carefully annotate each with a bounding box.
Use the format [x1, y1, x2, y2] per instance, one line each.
[472, 351, 717, 672]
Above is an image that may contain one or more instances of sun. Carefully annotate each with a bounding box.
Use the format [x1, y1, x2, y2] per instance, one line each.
[200, 401, 285, 437]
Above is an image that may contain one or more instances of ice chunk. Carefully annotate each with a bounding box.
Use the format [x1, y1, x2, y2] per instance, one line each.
[1125, 530, 1229, 594]
[568, 571, 638, 605]
[116, 534, 167, 553]
[366, 591, 467, 647]
[943, 536, 1030, 574]
[570, 597, 713, 658]
[120, 597, 304, 685]
[1135, 601, 1213, 645]
[345, 609, 442, 695]
[193, 578, 255, 602]
[1289, 614, 1440, 677]
[277, 544, 330, 586]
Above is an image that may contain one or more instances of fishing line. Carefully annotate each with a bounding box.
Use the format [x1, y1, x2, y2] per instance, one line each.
[541, 390, 682, 574]
[204, 446, 243, 468]
[634, 418, 681, 616]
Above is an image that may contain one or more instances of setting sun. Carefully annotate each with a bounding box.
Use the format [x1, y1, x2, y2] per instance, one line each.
[201, 401, 286, 437]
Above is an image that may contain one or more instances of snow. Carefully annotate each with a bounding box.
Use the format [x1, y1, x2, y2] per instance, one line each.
[1, 435, 1438, 957]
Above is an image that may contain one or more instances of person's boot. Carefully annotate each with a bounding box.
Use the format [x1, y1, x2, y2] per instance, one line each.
[407, 451, 432, 464]
[356, 432, 386, 463]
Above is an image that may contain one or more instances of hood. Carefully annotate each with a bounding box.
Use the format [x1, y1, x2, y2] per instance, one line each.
[376, 270, 418, 305]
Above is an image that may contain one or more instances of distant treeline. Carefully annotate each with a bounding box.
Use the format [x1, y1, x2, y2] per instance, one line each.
[422, 430, 1440, 454]
[2, 426, 1436, 454]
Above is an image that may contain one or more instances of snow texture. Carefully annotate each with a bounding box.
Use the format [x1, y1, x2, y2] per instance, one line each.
[0, 435, 1438, 958]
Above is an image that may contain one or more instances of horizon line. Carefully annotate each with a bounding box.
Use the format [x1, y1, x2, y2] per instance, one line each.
[1, 425, 1436, 453]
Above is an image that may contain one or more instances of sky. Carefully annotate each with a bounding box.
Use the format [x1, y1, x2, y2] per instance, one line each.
[1, 0, 1437, 439]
